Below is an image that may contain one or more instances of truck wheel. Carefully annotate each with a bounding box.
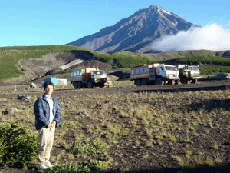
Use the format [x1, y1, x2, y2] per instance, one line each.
[77, 82, 82, 88]
[73, 81, 78, 89]
[171, 80, 175, 85]
[87, 80, 93, 88]
[156, 78, 163, 85]
[135, 79, 141, 86]
[99, 82, 104, 88]
[192, 79, 197, 84]
[141, 79, 147, 85]
[186, 79, 190, 84]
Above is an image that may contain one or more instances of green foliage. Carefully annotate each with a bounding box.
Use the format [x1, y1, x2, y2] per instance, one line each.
[166, 55, 230, 75]
[64, 140, 107, 154]
[92, 51, 157, 68]
[0, 45, 86, 52]
[45, 140, 111, 172]
[174, 55, 230, 66]
[200, 66, 230, 75]
[56, 68, 81, 75]
[0, 122, 39, 167]
[44, 160, 110, 173]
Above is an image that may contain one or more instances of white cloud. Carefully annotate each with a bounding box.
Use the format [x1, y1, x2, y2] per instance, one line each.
[151, 23, 230, 52]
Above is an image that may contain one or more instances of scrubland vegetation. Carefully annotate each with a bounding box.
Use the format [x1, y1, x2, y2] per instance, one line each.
[1, 87, 230, 172]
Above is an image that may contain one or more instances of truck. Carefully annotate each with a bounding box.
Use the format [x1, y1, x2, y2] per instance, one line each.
[70, 68, 112, 89]
[178, 65, 201, 84]
[130, 64, 180, 86]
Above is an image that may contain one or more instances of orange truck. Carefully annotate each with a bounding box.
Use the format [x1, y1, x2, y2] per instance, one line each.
[70, 68, 112, 89]
[130, 64, 180, 85]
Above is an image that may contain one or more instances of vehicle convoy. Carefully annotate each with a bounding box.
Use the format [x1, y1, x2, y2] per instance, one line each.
[178, 65, 202, 84]
[70, 68, 112, 89]
[130, 64, 180, 86]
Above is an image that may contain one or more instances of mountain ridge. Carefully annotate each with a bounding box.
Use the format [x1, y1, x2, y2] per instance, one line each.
[67, 5, 201, 53]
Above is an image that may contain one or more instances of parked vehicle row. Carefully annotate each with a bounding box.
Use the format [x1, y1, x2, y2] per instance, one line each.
[130, 64, 201, 86]
[42, 64, 201, 88]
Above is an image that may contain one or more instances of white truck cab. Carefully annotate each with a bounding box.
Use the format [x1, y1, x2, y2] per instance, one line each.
[156, 64, 179, 85]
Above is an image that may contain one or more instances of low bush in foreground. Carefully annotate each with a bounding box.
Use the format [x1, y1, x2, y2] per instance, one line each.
[0, 122, 38, 168]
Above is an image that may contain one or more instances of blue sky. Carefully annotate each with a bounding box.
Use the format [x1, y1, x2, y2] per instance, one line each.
[0, 0, 229, 48]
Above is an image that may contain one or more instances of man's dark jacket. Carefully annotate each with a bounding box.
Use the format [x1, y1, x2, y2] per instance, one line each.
[34, 94, 61, 130]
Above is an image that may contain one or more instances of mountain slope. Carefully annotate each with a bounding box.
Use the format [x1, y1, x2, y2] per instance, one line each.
[67, 5, 201, 53]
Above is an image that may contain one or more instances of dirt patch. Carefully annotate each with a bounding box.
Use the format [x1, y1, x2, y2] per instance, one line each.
[70, 60, 113, 73]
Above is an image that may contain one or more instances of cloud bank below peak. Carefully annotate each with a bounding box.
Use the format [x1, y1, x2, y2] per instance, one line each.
[150, 23, 230, 52]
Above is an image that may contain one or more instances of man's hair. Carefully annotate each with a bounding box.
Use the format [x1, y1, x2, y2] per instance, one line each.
[44, 81, 54, 91]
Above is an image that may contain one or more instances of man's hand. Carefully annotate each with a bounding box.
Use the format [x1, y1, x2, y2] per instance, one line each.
[48, 121, 56, 128]
[51, 121, 56, 127]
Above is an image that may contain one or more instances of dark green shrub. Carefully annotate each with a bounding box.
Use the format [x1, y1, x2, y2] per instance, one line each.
[0, 122, 39, 167]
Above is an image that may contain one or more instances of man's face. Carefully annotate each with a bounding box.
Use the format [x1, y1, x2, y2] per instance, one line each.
[45, 85, 54, 95]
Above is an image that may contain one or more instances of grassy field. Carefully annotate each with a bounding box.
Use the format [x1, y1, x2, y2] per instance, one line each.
[0, 85, 230, 172]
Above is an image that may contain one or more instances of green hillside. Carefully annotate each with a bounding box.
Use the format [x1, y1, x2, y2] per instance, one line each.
[0, 45, 88, 81]
[0, 45, 158, 82]
[0, 45, 230, 82]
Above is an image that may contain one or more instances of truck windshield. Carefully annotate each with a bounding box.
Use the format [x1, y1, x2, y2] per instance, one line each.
[193, 67, 199, 71]
[165, 66, 176, 71]
[93, 71, 105, 75]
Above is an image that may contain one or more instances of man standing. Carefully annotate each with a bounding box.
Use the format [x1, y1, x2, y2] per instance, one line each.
[34, 81, 61, 170]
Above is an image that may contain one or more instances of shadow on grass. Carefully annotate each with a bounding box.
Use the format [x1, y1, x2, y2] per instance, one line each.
[134, 84, 230, 94]
[100, 164, 230, 173]
[109, 70, 130, 81]
[184, 98, 230, 112]
[7, 164, 230, 173]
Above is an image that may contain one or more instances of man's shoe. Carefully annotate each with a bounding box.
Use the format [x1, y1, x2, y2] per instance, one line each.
[38, 165, 49, 170]
[45, 161, 54, 168]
